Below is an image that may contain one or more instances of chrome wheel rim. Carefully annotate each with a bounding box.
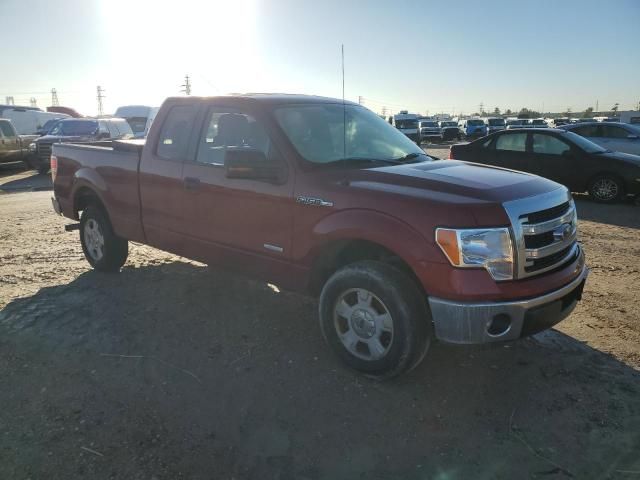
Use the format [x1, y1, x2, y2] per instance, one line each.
[592, 178, 618, 201]
[84, 218, 105, 261]
[333, 288, 394, 361]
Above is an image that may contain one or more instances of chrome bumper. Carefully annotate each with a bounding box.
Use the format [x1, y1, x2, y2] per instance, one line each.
[428, 264, 589, 344]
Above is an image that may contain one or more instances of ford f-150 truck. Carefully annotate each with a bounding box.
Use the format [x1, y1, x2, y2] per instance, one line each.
[50, 94, 588, 378]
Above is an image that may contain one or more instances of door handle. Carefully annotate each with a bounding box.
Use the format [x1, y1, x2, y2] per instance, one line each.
[183, 176, 201, 190]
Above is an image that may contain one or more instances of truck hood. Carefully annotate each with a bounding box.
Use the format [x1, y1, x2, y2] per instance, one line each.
[346, 160, 562, 205]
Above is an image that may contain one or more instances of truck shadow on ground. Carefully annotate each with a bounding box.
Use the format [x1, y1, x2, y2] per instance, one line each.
[0, 171, 51, 193]
[574, 195, 639, 229]
[1, 261, 638, 479]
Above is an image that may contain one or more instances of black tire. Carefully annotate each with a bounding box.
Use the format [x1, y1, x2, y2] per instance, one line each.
[588, 174, 624, 203]
[37, 165, 49, 175]
[319, 260, 431, 379]
[79, 204, 128, 272]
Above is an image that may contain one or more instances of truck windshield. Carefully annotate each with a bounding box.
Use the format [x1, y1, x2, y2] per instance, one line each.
[441, 122, 457, 127]
[274, 104, 426, 165]
[421, 122, 438, 128]
[52, 121, 98, 136]
[467, 120, 484, 126]
[395, 119, 418, 129]
[488, 119, 505, 126]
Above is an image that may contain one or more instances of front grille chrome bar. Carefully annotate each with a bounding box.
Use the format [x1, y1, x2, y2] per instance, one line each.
[503, 188, 577, 279]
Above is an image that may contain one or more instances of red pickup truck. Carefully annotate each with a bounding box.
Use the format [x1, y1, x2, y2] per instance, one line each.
[51, 94, 588, 378]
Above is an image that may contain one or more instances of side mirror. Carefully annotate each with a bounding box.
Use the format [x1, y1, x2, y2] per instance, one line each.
[225, 148, 284, 182]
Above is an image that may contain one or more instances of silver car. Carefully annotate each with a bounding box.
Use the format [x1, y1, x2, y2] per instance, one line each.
[562, 122, 640, 155]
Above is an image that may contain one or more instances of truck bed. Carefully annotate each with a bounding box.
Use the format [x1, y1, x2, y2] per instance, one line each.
[52, 139, 146, 243]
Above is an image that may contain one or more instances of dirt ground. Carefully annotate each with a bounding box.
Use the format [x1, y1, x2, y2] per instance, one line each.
[1, 160, 639, 479]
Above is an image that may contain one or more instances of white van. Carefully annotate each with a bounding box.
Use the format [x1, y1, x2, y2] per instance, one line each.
[114, 105, 159, 138]
[0, 108, 69, 135]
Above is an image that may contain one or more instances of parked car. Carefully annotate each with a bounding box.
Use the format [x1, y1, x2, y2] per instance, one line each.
[392, 111, 420, 143]
[618, 111, 640, 126]
[449, 128, 640, 203]
[551, 118, 571, 127]
[30, 118, 133, 173]
[37, 118, 62, 136]
[114, 105, 159, 138]
[439, 120, 460, 141]
[50, 94, 588, 379]
[0, 107, 69, 135]
[418, 119, 441, 143]
[530, 118, 548, 128]
[506, 119, 529, 129]
[484, 117, 506, 134]
[458, 118, 487, 138]
[0, 118, 38, 165]
[560, 122, 640, 156]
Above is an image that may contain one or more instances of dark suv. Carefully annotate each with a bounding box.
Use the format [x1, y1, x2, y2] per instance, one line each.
[30, 118, 133, 173]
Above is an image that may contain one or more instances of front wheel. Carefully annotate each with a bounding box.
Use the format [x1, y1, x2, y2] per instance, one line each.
[589, 175, 624, 203]
[319, 261, 431, 379]
[80, 204, 128, 272]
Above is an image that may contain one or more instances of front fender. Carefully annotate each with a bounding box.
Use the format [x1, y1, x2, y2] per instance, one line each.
[297, 208, 446, 270]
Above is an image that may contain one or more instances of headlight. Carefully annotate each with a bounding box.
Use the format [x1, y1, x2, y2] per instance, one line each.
[29, 142, 37, 152]
[435, 227, 514, 281]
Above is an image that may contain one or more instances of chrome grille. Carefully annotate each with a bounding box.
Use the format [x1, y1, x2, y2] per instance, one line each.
[503, 188, 579, 279]
[37, 143, 52, 161]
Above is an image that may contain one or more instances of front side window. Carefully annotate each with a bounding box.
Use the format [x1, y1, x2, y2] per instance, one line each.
[0, 122, 14, 137]
[532, 134, 570, 155]
[157, 105, 197, 161]
[573, 125, 600, 137]
[274, 104, 424, 164]
[196, 108, 270, 165]
[495, 133, 527, 152]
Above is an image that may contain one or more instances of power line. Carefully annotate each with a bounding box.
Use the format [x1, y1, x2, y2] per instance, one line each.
[181, 75, 192, 95]
[96, 86, 105, 116]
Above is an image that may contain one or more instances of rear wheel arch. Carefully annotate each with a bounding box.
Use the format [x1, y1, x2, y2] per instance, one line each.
[73, 186, 107, 220]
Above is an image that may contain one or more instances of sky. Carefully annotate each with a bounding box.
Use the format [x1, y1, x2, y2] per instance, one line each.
[1, 0, 639, 116]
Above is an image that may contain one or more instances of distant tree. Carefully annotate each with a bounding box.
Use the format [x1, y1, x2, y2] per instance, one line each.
[471, 112, 480, 117]
[493, 107, 501, 116]
[583, 107, 594, 118]
[518, 107, 542, 119]
[504, 108, 513, 116]
[611, 103, 619, 113]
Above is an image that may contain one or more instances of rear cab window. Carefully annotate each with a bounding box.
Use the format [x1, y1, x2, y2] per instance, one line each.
[156, 105, 198, 161]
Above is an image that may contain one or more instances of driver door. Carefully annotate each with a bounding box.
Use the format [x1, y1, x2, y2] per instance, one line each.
[180, 104, 294, 279]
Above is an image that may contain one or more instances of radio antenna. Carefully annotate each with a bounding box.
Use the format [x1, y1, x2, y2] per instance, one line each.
[342, 44, 346, 161]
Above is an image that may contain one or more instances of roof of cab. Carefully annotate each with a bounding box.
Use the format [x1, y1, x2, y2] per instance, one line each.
[164, 93, 359, 107]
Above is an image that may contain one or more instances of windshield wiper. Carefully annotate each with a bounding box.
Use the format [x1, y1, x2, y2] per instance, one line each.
[325, 157, 403, 166]
[392, 152, 428, 163]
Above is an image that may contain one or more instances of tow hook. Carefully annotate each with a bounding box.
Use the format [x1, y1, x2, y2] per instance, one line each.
[64, 223, 80, 232]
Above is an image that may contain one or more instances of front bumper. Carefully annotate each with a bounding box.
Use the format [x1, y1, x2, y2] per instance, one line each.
[427, 264, 588, 344]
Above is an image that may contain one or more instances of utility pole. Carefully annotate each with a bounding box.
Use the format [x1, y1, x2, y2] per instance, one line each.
[479, 102, 484, 116]
[381, 106, 387, 117]
[595, 100, 599, 114]
[30, 97, 37, 108]
[51, 88, 59, 106]
[5, 96, 14, 105]
[96, 86, 105, 116]
[358, 96, 363, 105]
[181, 75, 192, 95]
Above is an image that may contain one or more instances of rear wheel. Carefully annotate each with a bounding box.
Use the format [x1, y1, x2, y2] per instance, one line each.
[319, 261, 431, 379]
[589, 174, 624, 203]
[80, 204, 128, 272]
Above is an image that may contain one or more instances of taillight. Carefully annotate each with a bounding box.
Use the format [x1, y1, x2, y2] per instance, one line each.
[50, 155, 58, 181]
[448, 148, 454, 159]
